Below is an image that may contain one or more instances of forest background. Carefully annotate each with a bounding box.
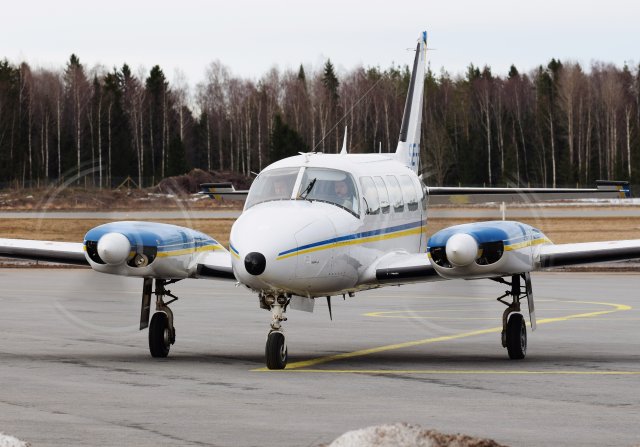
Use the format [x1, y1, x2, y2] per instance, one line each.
[0, 54, 639, 190]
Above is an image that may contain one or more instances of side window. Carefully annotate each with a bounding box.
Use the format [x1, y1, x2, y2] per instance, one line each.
[360, 176, 380, 215]
[399, 175, 418, 211]
[385, 175, 404, 212]
[373, 176, 390, 214]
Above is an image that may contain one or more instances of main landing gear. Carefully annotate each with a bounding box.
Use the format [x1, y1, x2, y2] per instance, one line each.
[260, 293, 289, 369]
[140, 278, 181, 358]
[491, 272, 535, 360]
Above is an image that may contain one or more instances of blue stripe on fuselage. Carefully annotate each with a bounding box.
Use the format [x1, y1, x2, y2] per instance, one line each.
[277, 220, 424, 257]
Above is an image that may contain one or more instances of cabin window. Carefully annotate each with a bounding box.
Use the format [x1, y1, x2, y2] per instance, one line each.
[373, 176, 390, 214]
[360, 176, 380, 215]
[245, 167, 300, 209]
[297, 168, 360, 216]
[385, 175, 404, 212]
[399, 175, 419, 211]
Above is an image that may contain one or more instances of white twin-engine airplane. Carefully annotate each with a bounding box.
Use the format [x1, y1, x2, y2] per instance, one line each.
[2, 32, 640, 369]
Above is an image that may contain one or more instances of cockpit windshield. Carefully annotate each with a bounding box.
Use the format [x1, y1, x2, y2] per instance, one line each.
[245, 167, 299, 209]
[297, 168, 359, 216]
[245, 166, 359, 216]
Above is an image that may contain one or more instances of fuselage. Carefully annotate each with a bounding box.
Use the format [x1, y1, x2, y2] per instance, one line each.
[230, 152, 428, 297]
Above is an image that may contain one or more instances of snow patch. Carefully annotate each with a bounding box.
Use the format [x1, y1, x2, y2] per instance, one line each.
[326, 423, 504, 447]
[0, 433, 29, 447]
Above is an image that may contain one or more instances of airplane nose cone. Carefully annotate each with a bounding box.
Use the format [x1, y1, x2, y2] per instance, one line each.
[97, 232, 132, 265]
[244, 252, 266, 276]
[445, 233, 478, 267]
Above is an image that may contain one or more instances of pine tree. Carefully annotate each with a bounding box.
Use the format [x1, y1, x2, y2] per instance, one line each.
[322, 59, 339, 104]
[269, 114, 307, 162]
[166, 135, 188, 177]
[297, 64, 306, 83]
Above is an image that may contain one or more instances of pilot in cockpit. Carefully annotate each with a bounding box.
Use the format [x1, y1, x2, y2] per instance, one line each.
[333, 179, 354, 210]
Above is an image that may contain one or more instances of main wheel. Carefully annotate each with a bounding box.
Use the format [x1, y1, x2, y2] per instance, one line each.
[149, 312, 171, 358]
[265, 331, 288, 370]
[506, 313, 527, 360]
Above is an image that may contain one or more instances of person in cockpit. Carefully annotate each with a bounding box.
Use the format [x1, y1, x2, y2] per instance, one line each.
[333, 179, 354, 210]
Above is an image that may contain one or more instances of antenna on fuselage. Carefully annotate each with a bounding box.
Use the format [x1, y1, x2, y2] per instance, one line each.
[340, 127, 348, 155]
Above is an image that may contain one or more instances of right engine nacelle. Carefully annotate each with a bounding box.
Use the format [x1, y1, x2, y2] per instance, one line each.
[427, 221, 552, 280]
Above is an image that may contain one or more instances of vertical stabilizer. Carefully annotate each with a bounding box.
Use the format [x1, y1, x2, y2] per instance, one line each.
[395, 31, 427, 173]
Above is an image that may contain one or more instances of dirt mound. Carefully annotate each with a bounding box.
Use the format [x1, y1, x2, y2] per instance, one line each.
[156, 169, 252, 194]
[325, 423, 506, 447]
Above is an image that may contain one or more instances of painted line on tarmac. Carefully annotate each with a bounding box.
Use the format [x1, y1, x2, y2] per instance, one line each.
[252, 300, 631, 372]
[265, 369, 640, 375]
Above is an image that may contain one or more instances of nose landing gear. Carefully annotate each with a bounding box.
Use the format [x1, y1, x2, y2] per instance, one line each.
[261, 294, 289, 369]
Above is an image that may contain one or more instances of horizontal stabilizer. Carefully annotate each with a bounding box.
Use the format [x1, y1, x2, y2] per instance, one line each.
[199, 183, 249, 202]
[428, 181, 631, 205]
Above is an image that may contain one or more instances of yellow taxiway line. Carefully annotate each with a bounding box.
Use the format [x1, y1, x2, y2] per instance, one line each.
[268, 369, 640, 375]
[252, 300, 631, 372]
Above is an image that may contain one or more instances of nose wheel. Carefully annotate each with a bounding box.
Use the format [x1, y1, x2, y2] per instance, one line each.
[266, 331, 288, 369]
[261, 294, 289, 369]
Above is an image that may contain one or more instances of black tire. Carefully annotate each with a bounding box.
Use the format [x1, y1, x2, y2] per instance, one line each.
[506, 313, 527, 360]
[149, 312, 171, 358]
[265, 331, 288, 370]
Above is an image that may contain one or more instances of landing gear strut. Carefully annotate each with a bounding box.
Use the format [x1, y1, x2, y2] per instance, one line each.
[140, 278, 180, 358]
[492, 273, 535, 360]
[261, 294, 289, 369]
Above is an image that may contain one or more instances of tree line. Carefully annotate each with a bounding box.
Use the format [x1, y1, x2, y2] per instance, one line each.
[0, 54, 639, 189]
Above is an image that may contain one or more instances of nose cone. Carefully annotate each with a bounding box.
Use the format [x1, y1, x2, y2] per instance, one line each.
[244, 252, 266, 276]
[446, 233, 478, 267]
[97, 232, 132, 265]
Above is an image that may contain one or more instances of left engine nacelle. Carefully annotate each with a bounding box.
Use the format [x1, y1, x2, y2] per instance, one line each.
[427, 221, 552, 280]
[83, 221, 222, 278]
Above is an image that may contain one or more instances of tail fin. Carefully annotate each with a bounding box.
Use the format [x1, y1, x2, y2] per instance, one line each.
[395, 31, 427, 173]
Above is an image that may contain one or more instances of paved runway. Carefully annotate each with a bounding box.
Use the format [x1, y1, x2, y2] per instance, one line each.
[0, 270, 639, 446]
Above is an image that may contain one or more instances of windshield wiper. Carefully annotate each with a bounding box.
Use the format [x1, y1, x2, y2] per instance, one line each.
[298, 178, 317, 200]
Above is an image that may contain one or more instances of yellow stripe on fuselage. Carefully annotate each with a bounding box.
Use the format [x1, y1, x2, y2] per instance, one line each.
[504, 237, 552, 251]
[156, 244, 224, 258]
[276, 226, 424, 260]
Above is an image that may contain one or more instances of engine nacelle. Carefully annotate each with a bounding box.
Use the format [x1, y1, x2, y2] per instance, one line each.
[428, 221, 552, 279]
[84, 221, 223, 278]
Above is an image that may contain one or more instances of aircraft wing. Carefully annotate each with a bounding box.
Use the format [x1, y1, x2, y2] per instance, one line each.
[370, 238, 640, 286]
[373, 252, 445, 285]
[194, 249, 236, 280]
[537, 239, 640, 268]
[0, 238, 89, 266]
[0, 236, 237, 280]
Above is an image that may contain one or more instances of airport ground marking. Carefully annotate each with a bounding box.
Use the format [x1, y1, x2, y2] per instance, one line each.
[252, 299, 631, 372]
[267, 369, 640, 375]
